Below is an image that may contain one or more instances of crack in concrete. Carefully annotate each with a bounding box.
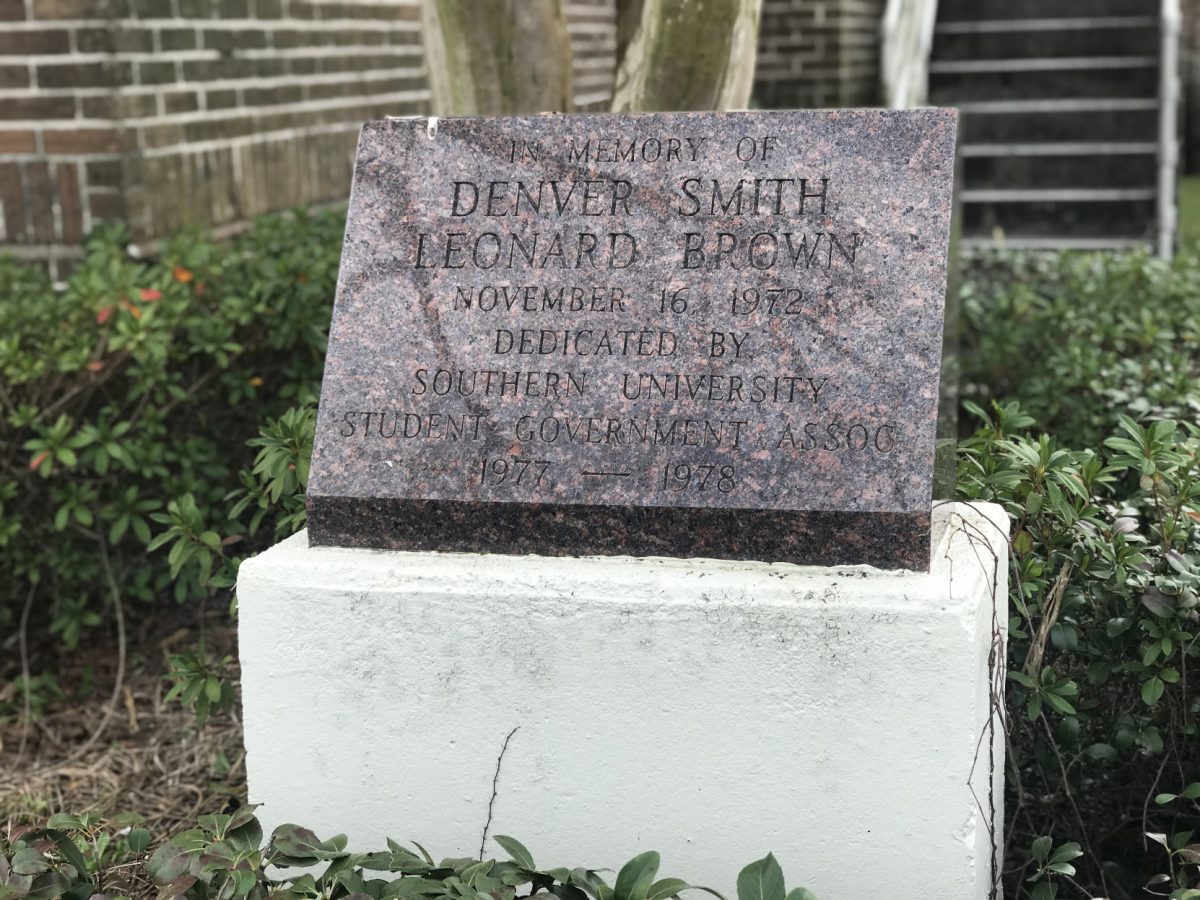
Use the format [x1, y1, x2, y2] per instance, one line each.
[479, 725, 520, 860]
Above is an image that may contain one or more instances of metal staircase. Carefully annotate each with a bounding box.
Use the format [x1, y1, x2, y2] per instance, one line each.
[927, 0, 1180, 256]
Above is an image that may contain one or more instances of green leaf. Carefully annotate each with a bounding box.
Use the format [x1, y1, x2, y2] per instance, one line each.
[147, 837, 199, 885]
[132, 517, 152, 544]
[614, 852, 660, 900]
[127, 828, 152, 854]
[1047, 843, 1082, 865]
[146, 531, 174, 552]
[31, 830, 91, 884]
[735, 855, 785, 900]
[647, 878, 693, 900]
[1143, 676, 1165, 706]
[1031, 836, 1052, 865]
[270, 825, 348, 863]
[1043, 693, 1076, 716]
[23, 870, 73, 900]
[1043, 863, 1076, 877]
[1007, 671, 1036, 689]
[492, 835, 534, 870]
[784, 890, 816, 900]
[11, 848, 50, 876]
[230, 868, 257, 898]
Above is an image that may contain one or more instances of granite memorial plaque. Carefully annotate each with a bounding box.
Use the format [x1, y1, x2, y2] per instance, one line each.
[307, 109, 957, 569]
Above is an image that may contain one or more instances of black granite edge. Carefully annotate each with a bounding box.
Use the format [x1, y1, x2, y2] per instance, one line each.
[306, 496, 932, 571]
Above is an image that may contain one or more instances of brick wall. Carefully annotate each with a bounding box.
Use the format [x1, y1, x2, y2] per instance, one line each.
[0, 0, 879, 277]
[0, 0, 433, 277]
[754, 0, 884, 109]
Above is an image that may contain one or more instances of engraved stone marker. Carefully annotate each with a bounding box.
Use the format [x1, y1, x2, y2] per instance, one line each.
[307, 109, 958, 569]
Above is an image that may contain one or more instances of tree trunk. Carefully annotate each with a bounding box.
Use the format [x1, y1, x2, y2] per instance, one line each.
[421, 0, 575, 116]
[611, 0, 762, 113]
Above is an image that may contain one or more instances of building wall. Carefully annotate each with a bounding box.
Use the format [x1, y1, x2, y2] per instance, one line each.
[754, 0, 885, 109]
[0, 0, 434, 277]
[0, 0, 127, 275]
[1, 0, 876, 277]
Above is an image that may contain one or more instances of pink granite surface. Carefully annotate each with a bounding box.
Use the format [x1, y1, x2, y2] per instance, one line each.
[307, 109, 957, 568]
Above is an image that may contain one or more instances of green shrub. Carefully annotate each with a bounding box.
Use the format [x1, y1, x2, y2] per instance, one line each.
[0, 211, 338, 649]
[959, 250, 1200, 449]
[957, 248, 1200, 897]
[1, 808, 818, 900]
[958, 401, 1200, 899]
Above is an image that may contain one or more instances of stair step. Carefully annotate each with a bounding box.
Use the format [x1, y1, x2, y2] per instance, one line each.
[929, 67, 1158, 102]
[961, 198, 1157, 241]
[936, 16, 1158, 34]
[963, 154, 1157, 190]
[956, 100, 1160, 143]
[961, 236, 1152, 252]
[955, 98, 1159, 114]
[960, 142, 1158, 157]
[938, 0, 1151, 20]
[929, 56, 1157, 74]
[961, 188, 1157, 203]
[933, 24, 1158, 61]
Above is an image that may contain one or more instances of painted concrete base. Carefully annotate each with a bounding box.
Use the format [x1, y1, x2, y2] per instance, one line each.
[238, 502, 1008, 900]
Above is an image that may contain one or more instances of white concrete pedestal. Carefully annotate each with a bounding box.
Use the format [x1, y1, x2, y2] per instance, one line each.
[238, 502, 1008, 900]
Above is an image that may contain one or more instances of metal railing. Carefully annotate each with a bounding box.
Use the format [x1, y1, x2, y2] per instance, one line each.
[1159, 0, 1181, 259]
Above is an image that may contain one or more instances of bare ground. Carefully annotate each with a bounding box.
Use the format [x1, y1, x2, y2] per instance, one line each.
[0, 600, 246, 834]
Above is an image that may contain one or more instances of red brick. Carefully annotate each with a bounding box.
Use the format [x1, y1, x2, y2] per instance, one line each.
[24, 160, 54, 241]
[86, 158, 121, 186]
[31, 0, 101, 17]
[56, 160, 82, 241]
[0, 0, 27, 20]
[43, 128, 122, 153]
[111, 93, 157, 117]
[0, 162, 27, 241]
[0, 130, 36, 152]
[87, 189, 126, 222]
[138, 122, 183, 148]
[159, 28, 197, 51]
[0, 96, 74, 120]
[138, 60, 177, 83]
[0, 65, 30, 88]
[163, 89, 198, 113]
[0, 28, 69, 52]
[38, 60, 129, 88]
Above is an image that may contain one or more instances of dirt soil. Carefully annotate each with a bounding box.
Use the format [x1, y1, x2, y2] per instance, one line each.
[0, 600, 246, 833]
